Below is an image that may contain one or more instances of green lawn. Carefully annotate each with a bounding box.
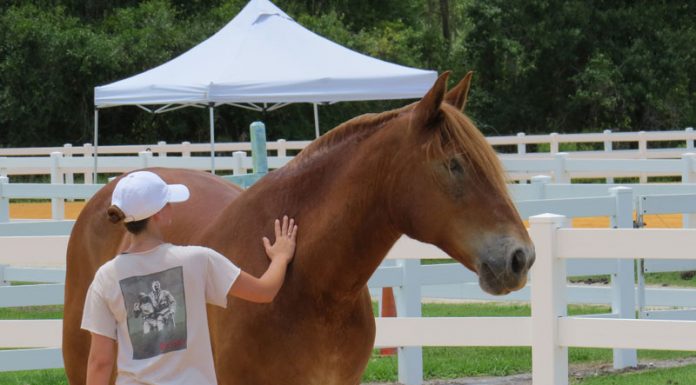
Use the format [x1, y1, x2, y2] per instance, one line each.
[3, 303, 695, 384]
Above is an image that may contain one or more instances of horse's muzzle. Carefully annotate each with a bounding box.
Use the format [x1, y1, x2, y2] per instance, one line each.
[476, 238, 536, 295]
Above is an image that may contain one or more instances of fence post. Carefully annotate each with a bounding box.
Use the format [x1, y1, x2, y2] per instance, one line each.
[232, 151, 246, 175]
[277, 139, 287, 157]
[686, 127, 694, 151]
[530, 175, 551, 200]
[603, 130, 614, 184]
[250, 122, 268, 175]
[394, 259, 423, 385]
[553, 153, 570, 183]
[50, 152, 65, 220]
[609, 187, 637, 368]
[530, 214, 568, 385]
[0, 157, 7, 178]
[682, 153, 696, 228]
[516, 132, 526, 155]
[0, 176, 9, 223]
[549, 132, 559, 154]
[63, 144, 74, 186]
[157, 141, 167, 157]
[638, 131, 647, 183]
[0, 264, 8, 286]
[139, 151, 152, 169]
[83, 143, 93, 184]
[182, 141, 191, 158]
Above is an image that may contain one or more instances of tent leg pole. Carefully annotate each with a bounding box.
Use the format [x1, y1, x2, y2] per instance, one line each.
[93, 109, 99, 183]
[313, 103, 320, 138]
[209, 105, 216, 175]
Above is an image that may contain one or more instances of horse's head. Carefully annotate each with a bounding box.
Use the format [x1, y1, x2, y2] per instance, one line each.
[386, 72, 535, 295]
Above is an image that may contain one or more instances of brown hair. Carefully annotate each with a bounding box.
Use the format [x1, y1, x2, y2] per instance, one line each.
[107, 205, 149, 235]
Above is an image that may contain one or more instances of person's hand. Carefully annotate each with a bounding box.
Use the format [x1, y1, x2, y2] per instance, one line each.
[262, 216, 298, 265]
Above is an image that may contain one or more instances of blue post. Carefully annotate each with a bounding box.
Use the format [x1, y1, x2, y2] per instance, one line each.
[394, 259, 423, 385]
[251, 121, 268, 175]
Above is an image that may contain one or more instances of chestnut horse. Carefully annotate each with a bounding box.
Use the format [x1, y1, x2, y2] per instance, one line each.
[63, 72, 534, 385]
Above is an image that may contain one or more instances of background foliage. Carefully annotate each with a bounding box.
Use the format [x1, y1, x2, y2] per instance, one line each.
[1, 0, 694, 146]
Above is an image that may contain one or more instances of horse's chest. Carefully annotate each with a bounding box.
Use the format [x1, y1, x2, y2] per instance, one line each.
[212, 292, 375, 385]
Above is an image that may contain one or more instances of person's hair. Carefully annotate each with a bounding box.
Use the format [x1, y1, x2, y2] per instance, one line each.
[107, 205, 150, 235]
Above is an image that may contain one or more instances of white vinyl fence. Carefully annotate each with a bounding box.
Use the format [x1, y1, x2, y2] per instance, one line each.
[2, 127, 694, 159]
[3, 215, 696, 385]
[2, 127, 696, 183]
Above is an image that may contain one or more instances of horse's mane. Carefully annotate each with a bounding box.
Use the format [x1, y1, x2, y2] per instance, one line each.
[292, 104, 412, 163]
[289, 102, 508, 196]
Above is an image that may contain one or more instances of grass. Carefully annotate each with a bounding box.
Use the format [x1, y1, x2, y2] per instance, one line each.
[3, 303, 696, 384]
[0, 369, 68, 385]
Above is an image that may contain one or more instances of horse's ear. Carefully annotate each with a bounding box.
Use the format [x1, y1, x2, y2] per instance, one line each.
[413, 71, 450, 128]
[445, 71, 473, 112]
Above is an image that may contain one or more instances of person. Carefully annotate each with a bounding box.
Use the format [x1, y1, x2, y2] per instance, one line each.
[80, 171, 297, 385]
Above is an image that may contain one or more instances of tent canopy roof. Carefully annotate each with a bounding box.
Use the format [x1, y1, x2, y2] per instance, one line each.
[94, 0, 437, 108]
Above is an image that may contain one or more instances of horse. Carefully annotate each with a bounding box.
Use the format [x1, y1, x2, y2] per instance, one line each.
[63, 72, 535, 385]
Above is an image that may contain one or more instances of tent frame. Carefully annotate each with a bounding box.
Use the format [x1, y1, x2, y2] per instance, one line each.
[91, 102, 324, 180]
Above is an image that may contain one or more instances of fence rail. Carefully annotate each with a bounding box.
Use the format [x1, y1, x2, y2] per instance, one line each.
[2, 127, 694, 159]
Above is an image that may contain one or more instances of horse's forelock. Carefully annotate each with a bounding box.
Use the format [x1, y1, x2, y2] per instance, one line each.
[424, 104, 509, 195]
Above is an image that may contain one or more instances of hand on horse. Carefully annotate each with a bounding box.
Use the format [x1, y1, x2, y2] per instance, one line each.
[262, 215, 298, 265]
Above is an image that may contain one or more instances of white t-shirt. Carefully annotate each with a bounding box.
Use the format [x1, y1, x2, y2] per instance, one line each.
[81, 243, 241, 385]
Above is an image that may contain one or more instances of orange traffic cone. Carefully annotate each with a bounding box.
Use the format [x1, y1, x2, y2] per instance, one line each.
[379, 287, 397, 356]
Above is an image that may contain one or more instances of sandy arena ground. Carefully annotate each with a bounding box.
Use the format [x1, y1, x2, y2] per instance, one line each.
[9, 201, 683, 228]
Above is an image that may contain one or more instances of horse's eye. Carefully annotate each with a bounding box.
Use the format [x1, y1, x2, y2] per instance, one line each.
[446, 159, 464, 175]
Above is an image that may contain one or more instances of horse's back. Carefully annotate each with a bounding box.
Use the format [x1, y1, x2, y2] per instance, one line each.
[63, 168, 241, 384]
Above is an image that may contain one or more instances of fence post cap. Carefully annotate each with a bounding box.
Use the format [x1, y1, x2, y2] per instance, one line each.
[686, 127, 694, 131]
[529, 213, 567, 224]
[251, 121, 266, 129]
[531, 175, 552, 184]
[609, 186, 632, 194]
[603, 129, 612, 134]
[0, 176, 8, 183]
[50, 151, 62, 157]
[516, 132, 526, 137]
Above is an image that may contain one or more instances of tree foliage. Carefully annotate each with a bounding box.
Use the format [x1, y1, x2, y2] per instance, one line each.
[0, 0, 694, 147]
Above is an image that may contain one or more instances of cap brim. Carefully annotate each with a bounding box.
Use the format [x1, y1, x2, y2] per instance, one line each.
[167, 184, 190, 203]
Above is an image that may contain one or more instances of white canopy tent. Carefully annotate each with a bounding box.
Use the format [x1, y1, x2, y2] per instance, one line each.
[93, 0, 437, 174]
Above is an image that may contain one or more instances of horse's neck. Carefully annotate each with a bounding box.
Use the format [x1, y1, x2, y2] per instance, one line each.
[231, 137, 402, 296]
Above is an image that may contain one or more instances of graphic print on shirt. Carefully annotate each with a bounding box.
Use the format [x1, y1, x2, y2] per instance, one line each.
[119, 266, 187, 360]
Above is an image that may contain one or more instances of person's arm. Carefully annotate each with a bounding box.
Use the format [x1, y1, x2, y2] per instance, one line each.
[229, 216, 298, 303]
[86, 333, 115, 385]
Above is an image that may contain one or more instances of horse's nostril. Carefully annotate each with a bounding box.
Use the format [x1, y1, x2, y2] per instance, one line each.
[510, 248, 526, 275]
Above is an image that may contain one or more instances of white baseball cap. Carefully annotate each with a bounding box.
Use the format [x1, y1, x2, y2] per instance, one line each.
[111, 171, 190, 222]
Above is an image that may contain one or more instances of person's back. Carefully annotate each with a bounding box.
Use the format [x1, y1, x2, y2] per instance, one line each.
[80, 171, 297, 385]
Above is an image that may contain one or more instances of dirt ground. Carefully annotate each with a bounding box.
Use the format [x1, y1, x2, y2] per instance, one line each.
[363, 357, 696, 385]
